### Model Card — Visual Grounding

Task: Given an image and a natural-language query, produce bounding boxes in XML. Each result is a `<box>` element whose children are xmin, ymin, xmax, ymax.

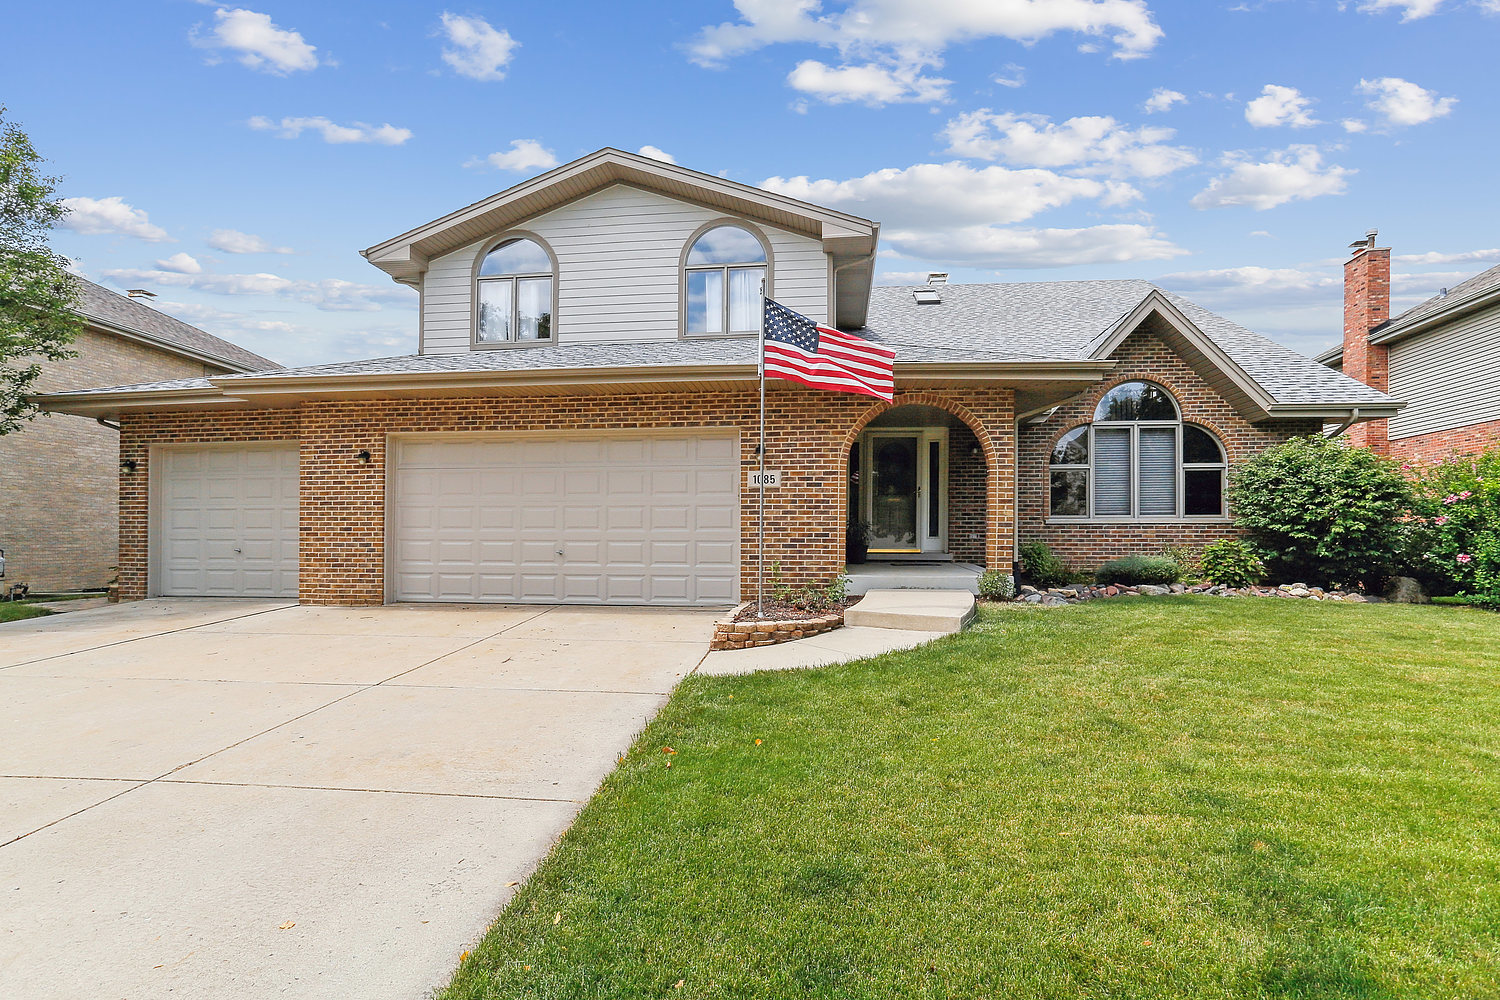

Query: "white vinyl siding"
<box><xmin>420</xmin><ymin>184</ymin><xmax>829</xmax><ymax>354</ymax></box>
<box><xmin>1388</xmin><ymin>302</ymin><xmax>1500</xmax><ymax>439</ymax></box>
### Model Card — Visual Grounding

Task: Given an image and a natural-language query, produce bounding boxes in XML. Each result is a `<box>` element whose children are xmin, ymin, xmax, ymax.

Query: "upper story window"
<box><xmin>684</xmin><ymin>224</ymin><xmax>766</xmax><ymax>337</ymax></box>
<box><xmin>1048</xmin><ymin>381</ymin><xmax>1228</xmax><ymax>521</ymax></box>
<box><xmin>477</xmin><ymin>237</ymin><xmax>554</xmax><ymax>345</ymax></box>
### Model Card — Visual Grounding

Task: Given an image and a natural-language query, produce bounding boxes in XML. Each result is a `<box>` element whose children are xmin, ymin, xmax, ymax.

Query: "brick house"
<box><xmin>37</xmin><ymin>149</ymin><xmax>1396</xmax><ymax>606</ymax></box>
<box><xmin>1</xmin><ymin>279</ymin><xmax>275</xmax><ymax>592</ymax></box>
<box><xmin>1320</xmin><ymin>232</ymin><xmax>1500</xmax><ymax>462</ymax></box>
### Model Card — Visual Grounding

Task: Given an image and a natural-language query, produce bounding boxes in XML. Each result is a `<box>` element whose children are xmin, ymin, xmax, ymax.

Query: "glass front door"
<box><xmin>868</xmin><ymin>435</ymin><xmax>919</xmax><ymax>550</ymax></box>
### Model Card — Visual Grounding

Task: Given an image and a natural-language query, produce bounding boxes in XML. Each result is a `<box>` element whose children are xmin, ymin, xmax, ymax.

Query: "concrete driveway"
<box><xmin>0</xmin><ymin>599</ymin><xmax>716</xmax><ymax>999</ymax></box>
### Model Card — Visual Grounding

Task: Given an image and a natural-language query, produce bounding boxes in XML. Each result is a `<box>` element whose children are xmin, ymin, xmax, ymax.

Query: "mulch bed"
<box><xmin>732</xmin><ymin>596</ymin><xmax>861</xmax><ymax>623</ymax></box>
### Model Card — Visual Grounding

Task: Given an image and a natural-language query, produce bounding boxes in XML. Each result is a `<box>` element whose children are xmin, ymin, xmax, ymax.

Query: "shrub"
<box><xmin>1160</xmin><ymin>543</ymin><xmax>1203</xmax><ymax>580</ymax></box>
<box><xmin>1201</xmin><ymin>539</ymin><xmax>1265</xmax><ymax>588</ymax></box>
<box><xmin>1019</xmin><ymin>541</ymin><xmax>1071</xmax><ymax>588</ymax></box>
<box><xmin>1404</xmin><ymin>451</ymin><xmax>1500</xmax><ymax>605</ymax></box>
<box><xmin>977</xmin><ymin>569</ymin><xmax>1015</xmax><ymax>601</ymax></box>
<box><xmin>1228</xmin><ymin>435</ymin><xmax>1413</xmax><ymax>587</ymax></box>
<box><xmin>1094</xmin><ymin>555</ymin><xmax>1180</xmax><ymax>586</ymax></box>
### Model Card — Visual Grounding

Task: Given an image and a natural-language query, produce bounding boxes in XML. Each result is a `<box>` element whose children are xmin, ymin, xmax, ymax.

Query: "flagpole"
<box><xmin>757</xmin><ymin>280</ymin><xmax>767</xmax><ymax>618</ymax></box>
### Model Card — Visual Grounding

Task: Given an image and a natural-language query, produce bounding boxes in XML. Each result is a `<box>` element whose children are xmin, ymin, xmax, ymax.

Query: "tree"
<box><xmin>0</xmin><ymin>107</ymin><xmax>80</xmax><ymax>434</ymax></box>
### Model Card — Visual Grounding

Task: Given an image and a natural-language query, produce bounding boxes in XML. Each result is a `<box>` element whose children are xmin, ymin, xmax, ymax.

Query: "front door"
<box><xmin>861</xmin><ymin>429</ymin><xmax>947</xmax><ymax>553</ymax></box>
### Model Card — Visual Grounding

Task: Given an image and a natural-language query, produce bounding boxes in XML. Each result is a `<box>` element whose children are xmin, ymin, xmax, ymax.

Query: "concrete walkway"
<box><xmin>0</xmin><ymin>599</ymin><xmax>716</xmax><ymax>1000</ymax></box>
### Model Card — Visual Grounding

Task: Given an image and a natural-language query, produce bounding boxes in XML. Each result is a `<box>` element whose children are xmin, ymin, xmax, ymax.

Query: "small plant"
<box><xmin>977</xmin><ymin>569</ymin><xmax>1015</xmax><ymax>601</ymax></box>
<box><xmin>1160</xmin><ymin>544</ymin><xmax>1203</xmax><ymax>580</ymax></box>
<box><xmin>772</xmin><ymin>575</ymin><xmax>849</xmax><ymax>614</ymax></box>
<box><xmin>1019</xmin><ymin>541</ymin><xmax>1071</xmax><ymax>588</ymax></box>
<box><xmin>1094</xmin><ymin>555</ymin><xmax>1180</xmax><ymax>586</ymax></box>
<box><xmin>1201</xmin><ymin>539</ymin><xmax>1265</xmax><ymax>588</ymax></box>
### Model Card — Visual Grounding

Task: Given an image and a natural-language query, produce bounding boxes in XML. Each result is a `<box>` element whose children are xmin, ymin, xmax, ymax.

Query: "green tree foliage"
<box><xmin>1403</xmin><ymin>451</ymin><xmax>1500</xmax><ymax>606</ymax></box>
<box><xmin>1228</xmin><ymin>435</ymin><xmax>1413</xmax><ymax>587</ymax></box>
<box><xmin>0</xmin><ymin>107</ymin><xmax>80</xmax><ymax>434</ymax></box>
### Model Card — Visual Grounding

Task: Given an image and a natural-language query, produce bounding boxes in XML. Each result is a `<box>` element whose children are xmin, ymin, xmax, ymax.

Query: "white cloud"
<box><xmin>207</xmin><ymin>228</ymin><xmax>293</xmax><ymax>254</ymax></box>
<box><xmin>1356</xmin><ymin>76</ymin><xmax>1457</xmax><ymax>127</ymax></box>
<box><xmin>1342</xmin><ymin>118</ymin><xmax>1369</xmax><ymax>133</ymax></box>
<box><xmin>438</xmin><ymin>12</ymin><xmax>518</xmax><ymax>81</ymax></box>
<box><xmin>1143</xmin><ymin>88</ymin><xmax>1186</xmax><ymax>113</ymax></box>
<box><xmin>787</xmin><ymin>59</ymin><xmax>950</xmax><ymax>105</ymax></box>
<box><xmin>247</xmin><ymin>116</ymin><xmax>412</xmax><ymax>145</ymax></box>
<box><xmin>102</xmin><ymin>266</ymin><xmax>413</xmax><ymax>312</ymax></box>
<box><xmin>467</xmin><ymin>139</ymin><xmax>559</xmax><ymax>172</ymax></box>
<box><xmin>194</xmin><ymin>7</ymin><xmax>320</xmax><ymax>75</ymax></box>
<box><xmin>993</xmin><ymin>64</ymin><xmax>1025</xmax><ymax>88</ymax></box>
<box><xmin>875</xmin><ymin>270</ymin><xmax>936</xmax><ymax>285</ymax></box>
<box><xmin>1159</xmin><ymin>265</ymin><xmax>1337</xmax><ymax>305</ymax></box>
<box><xmin>760</xmin><ymin>160</ymin><xmax>1182</xmax><ymax>268</ymax></box>
<box><xmin>637</xmin><ymin>145</ymin><xmax>676</xmax><ymax>164</ymax></box>
<box><xmin>1356</xmin><ymin>0</ymin><xmax>1446</xmax><ymax>19</ymax></box>
<box><xmin>942</xmin><ymin>109</ymin><xmax>1197</xmax><ymax>179</ymax></box>
<box><xmin>154</xmin><ymin>252</ymin><xmax>203</xmax><ymax>274</ymax></box>
<box><xmin>1244</xmin><ymin>84</ymin><xmax>1319</xmax><ymax>128</ymax></box>
<box><xmin>1191</xmin><ymin>145</ymin><xmax>1353</xmax><ymax>211</ymax></box>
<box><xmin>1394</xmin><ymin>248</ymin><xmax>1500</xmax><ymax>265</ymax></box>
<box><xmin>58</xmin><ymin>196</ymin><xmax>172</xmax><ymax>242</ymax></box>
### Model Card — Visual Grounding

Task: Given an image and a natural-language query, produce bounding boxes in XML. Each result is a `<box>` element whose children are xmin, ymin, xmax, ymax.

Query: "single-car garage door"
<box><xmin>154</xmin><ymin>444</ymin><xmax>300</xmax><ymax>598</ymax></box>
<box><xmin>391</xmin><ymin>433</ymin><xmax>738</xmax><ymax>606</ymax></box>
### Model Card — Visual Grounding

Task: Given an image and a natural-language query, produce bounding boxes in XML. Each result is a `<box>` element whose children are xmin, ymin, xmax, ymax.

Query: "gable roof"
<box><xmin>75</xmin><ymin>278</ymin><xmax>278</xmax><ymax>372</ymax></box>
<box><xmin>360</xmin><ymin>147</ymin><xmax>881</xmax><ymax>328</ymax></box>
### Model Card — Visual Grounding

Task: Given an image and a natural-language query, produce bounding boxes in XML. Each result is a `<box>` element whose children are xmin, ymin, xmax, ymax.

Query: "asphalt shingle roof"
<box><xmin>75</xmin><ymin>278</ymin><xmax>279</xmax><ymax>372</ymax></box>
<box><xmin>49</xmin><ymin>280</ymin><xmax>1390</xmax><ymax>409</ymax></box>
<box><xmin>1384</xmin><ymin>261</ymin><xmax>1500</xmax><ymax>333</ymax></box>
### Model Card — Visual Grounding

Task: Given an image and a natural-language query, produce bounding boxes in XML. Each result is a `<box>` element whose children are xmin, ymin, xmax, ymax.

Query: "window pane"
<box><xmin>928</xmin><ymin>440</ymin><xmax>940</xmax><ymax>537</ymax></box>
<box><xmin>479</xmin><ymin>238</ymin><xmax>550</xmax><ymax>277</ymax></box>
<box><xmin>686</xmin><ymin>225</ymin><xmax>766</xmax><ymax>265</ymax></box>
<box><xmin>1050</xmin><ymin>469</ymin><xmax>1088</xmax><ymax>517</ymax></box>
<box><xmin>686</xmin><ymin>269</ymin><xmax>723</xmax><ymax>334</ymax></box>
<box><xmin>1139</xmin><ymin>427</ymin><xmax>1178</xmax><ymax>517</ymax></box>
<box><xmin>1183</xmin><ymin>425</ymin><xmax>1224</xmax><ymax>464</ymax></box>
<box><xmin>1185</xmin><ymin>469</ymin><xmax>1224</xmax><ymax>516</ymax></box>
<box><xmin>728</xmin><ymin>267</ymin><xmax>763</xmax><ymax>332</ymax></box>
<box><xmin>1095</xmin><ymin>381</ymin><xmax>1177</xmax><ymax>422</ymax></box>
<box><xmin>515</xmin><ymin>277</ymin><xmax>552</xmax><ymax>340</ymax></box>
<box><xmin>1094</xmin><ymin>428</ymin><xmax>1132</xmax><ymax>516</ymax></box>
<box><xmin>477</xmin><ymin>279</ymin><xmax>512</xmax><ymax>342</ymax></box>
<box><xmin>1050</xmin><ymin>426</ymin><xmax>1089</xmax><ymax>465</ymax></box>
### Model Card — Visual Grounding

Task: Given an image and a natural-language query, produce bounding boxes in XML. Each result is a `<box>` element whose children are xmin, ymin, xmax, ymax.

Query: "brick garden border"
<box><xmin>709</xmin><ymin>601</ymin><xmax>843</xmax><ymax>651</ymax></box>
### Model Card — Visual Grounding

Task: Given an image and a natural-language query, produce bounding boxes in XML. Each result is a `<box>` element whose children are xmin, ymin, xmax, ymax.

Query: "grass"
<box><xmin>440</xmin><ymin>598</ymin><xmax>1500</xmax><ymax>1000</ymax></box>
<box><xmin>0</xmin><ymin>602</ymin><xmax>50</xmax><ymax>623</ymax></box>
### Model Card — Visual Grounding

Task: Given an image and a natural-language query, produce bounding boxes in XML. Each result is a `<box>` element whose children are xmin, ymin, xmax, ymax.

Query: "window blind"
<box><xmin>1138</xmin><ymin>427</ymin><xmax>1178</xmax><ymax>517</ymax></box>
<box><xmin>1093</xmin><ymin>428</ymin><xmax>1132</xmax><ymax>516</ymax></box>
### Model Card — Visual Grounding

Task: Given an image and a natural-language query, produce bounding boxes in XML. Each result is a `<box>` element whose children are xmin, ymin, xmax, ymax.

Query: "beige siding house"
<box><xmin>0</xmin><ymin>281</ymin><xmax>275</xmax><ymax>592</ymax></box>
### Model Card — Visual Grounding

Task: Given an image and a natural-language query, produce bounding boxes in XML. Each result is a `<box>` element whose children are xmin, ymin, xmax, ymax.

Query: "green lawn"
<box><xmin>442</xmin><ymin>598</ymin><xmax>1500</xmax><ymax>1000</ymax></box>
<box><xmin>0</xmin><ymin>602</ymin><xmax>50</xmax><ymax>623</ymax></box>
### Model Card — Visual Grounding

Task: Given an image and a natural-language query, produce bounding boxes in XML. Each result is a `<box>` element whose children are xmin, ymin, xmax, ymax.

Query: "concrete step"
<box><xmin>845</xmin><ymin>563</ymin><xmax>983</xmax><ymax>596</ymax></box>
<box><xmin>844</xmin><ymin>589</ymin><xmax>977</xmax><ymax>633</ymax></box>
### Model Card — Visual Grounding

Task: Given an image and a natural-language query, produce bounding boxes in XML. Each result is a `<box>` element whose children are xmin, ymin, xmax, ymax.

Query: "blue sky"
<box><xmin>5</xmin><ymin>0</ymin><xmax>1497</xmax><ymax>367</ymax></box>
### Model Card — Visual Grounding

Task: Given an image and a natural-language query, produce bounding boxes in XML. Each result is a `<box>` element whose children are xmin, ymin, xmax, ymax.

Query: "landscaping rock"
<box><xmin>1385</xmin><ymin>576</ymin><xmax>1430</xmax><ymax>604</ymax></box>
<box><xmin>1137</xmin><ymin>585</ymin><xmax>1171</xmax><ymax>596</ymax></box>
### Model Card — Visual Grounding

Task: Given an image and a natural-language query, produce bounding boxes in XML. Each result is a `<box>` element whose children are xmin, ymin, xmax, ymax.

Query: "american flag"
<box><xmin>762</xmin><ymin>298</ymin><xmax>895</xmax><ymax>402</ymax></box>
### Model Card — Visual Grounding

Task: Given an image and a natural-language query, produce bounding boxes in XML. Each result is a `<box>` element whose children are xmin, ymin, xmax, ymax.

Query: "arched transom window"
<box><xmin>1049</xmin><ymin>381</ymin><xmax>1228</xmax><ymax>520</ymax></box>
<box><xmin>477</xmin><ymin>237</ymin><xmax>553</xmax><ymax>344</ymax></box>
<box><xmin>684</xmin><ymin>224</ymin><xmax>766</xmax><ymax>336</ymax></box>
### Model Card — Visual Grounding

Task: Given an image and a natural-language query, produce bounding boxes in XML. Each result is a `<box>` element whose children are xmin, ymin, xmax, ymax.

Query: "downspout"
<box><xmin>1323</xmin><ymin>408</ymin><xmax>1360</xmax><ymax>439</ymax></box>
<box><xmin>95</xmin><ymin>417</ymin><xmax>121</xmax><ymax>431</ymax></box>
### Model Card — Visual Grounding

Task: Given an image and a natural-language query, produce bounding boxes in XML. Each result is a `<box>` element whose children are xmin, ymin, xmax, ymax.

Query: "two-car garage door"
<box><xmin>390</xmin><ymin>433</ymin><xmax>739</xmax><ymax>606</ymax></box>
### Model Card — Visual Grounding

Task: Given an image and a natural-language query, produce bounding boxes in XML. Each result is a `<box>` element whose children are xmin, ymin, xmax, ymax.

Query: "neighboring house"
<box><xmin>1319</xmin><ymin>233</ymin><xmax>1500</xmax><ymax>461</ymax></box>
<box><xmin>37</xmin><ymin>148</ymin><xmax>1396</xmax><ymax>606</ymax></box>
<box><xmin>1</xmin><ymin>279</ymin><xmax>276</xmax><ymax>592</ymax></box>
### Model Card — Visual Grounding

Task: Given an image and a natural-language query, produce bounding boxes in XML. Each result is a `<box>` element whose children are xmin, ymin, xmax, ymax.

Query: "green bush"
<box><xmin>1404</xmin><ymin>451</ymin><xmax>1500</xmax><ymax>605</ymax></box>
<box><xmin>977</xmin><ymin>569</ymin><xmax>1015</xmax><ymax>601</ymax></box>
<box><xmin>1094</xmin><ymin>555</ymin><xmax>1180</xmax><ymax>586</ymax></box>
<box><xmin>1228</xmin><ymin>435</ymin><xmax>1413</xmax><ymax>587</ymax></box>
<box><xmin>1019</xmin><ymin>541</ymin><xmax>1071</xmax><ymax>588</ymax></box>
<box><xmin>1160</xmin><ymin>543</ymin><xmax>1203</xmax><ymax>580</ymax></box>
<box><xmin>1200</xmin><ymin>539</ymin><xmax>1265</xmax><ymax>588</ymax></box>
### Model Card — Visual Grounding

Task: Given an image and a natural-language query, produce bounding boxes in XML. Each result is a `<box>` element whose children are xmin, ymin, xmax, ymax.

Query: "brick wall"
<box><xmin>1343</xmin><ymin>246</ymin><xmax>1391</xmax><ymax>453</ymax></box>
<box><xmin>1018</xmin><ymin>326</ymin><xmax>1320</xmax><ymax>571</ymax></box>
<box><xmin>117</xmin><ymin>386</ymin><xmax>1017</xmax><ymax>605</ymax></box>
<box><xmin>0</xmin><ymin>328</ymin><xmax>220</xmax><ymax>592</ymax></box>
<box><xmin>946</xmin><ymin>424</ymin><xmax>986</xmax><ymax>565</ymax></box>
<box><xmin>1390</xmin><ymin>417</ymin><xmax>1500</xmax><ymax>463</ymax></box>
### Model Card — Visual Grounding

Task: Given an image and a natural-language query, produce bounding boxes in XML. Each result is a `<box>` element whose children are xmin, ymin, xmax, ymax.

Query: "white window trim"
<box><xmin>1047</xmin><ymin>420</ymin><xmax>1230</xmax><ymax>525</ymax></box>
<box><xmin>679</xmin><ymin>220</ymin><xmax>773</xmax><ymax>340</ymax></box>
<box><xmin>470</xmin><ymin>232</ymin><xmax>559</xmax><ymax>350</ymax></box>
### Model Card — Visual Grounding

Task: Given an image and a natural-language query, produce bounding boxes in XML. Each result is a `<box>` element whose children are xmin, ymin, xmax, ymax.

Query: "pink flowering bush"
<box><xmin>1404</xmin><ymin>451</ymin><xmax>1500</xmax><ymax>606</ymax></box>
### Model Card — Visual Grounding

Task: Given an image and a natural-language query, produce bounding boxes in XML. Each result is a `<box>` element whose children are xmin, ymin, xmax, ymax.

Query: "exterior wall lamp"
<box><xmin>120</xmin><ymin>458</ymin><xmax>138</xmax><ymax>473</ymax></box>
<box><xmin>357</xmin><ymin>450</ymin><xmax>372</xmax><ymax>463</ymax></box>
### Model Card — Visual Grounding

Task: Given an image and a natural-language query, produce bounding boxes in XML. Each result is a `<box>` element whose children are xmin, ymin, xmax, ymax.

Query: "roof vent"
<box><xmin>912</xmin><ymin>287</ymin><xmax>941</xmax><ymax>305</ymax></box>
<box><xmin>126</xmin><ymin>288</ymin><xmax>156</xmax><ymax>300</ymax></box>
<box><xmin>1440</xmin><ymin>287</ymin><xmax>1449</xmax><ymax>297</ymax></box>
<box><xmin>926</xmin><ymin>272</ymin><xmax>948</xmax><ymax>286</ymax></box>
<box><xmin>1348</xmin><ymin>228</ymin><xmax>1378</xmax><ymax>255</ymax></box>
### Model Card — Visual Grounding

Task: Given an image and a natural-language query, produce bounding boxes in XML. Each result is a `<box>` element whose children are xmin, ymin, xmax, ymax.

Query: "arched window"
<box><xmin>1048</xmin><ymin>381</ymin><xmax>1227</xmax><ymax>520</ymax></box>
<box><xmin>684</xmin><ymin>224</ymin><xmax>767</xmax><ymax>336</ymax></box>
<box><xmin>476</xmin><ymin>237</ymin><xmax>553</xmax><ymax>344</ymax></box>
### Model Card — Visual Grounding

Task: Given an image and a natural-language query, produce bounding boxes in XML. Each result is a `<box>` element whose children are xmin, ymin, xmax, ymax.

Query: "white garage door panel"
<box><xmin>156</xmin><ymin>446</ymin><xmax>299</xmax><ymax>598</ymax></box>
<box><xmin>393</xmin><ymin>433</ymin><xmax>738</xmax><ymax>606</ymax></box>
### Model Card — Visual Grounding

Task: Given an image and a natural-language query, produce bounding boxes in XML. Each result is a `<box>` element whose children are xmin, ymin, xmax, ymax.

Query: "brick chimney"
<box><xmin>1342</xmin><ymin>229</ymin><xmax>1390</xmax><ymax>452</ymax></box>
